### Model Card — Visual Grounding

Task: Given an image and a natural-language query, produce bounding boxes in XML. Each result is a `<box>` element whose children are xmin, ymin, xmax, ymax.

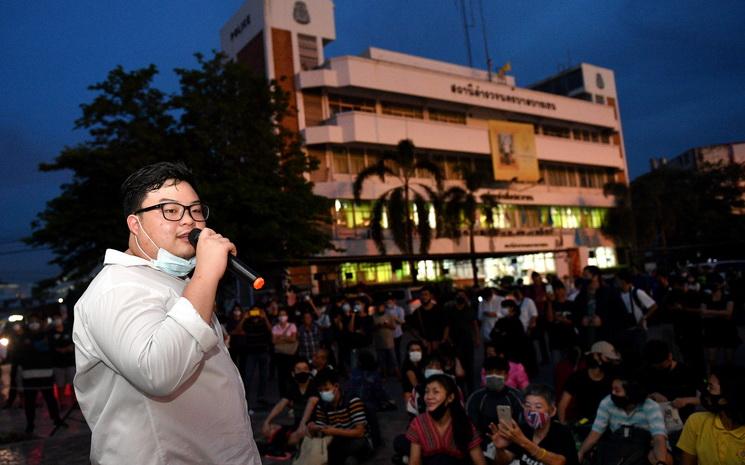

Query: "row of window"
<box><xmin>330</xmin><ymin>146</ymin><xmax>616</xmax><ymax>188</ymax></box>
<box><xmin>333</xmin><ymin>199</ymin><xmax>607</xmax><ymax>231</ymax></box>
<box><xmin>327</xmin><ymin>94</ymin><xmax>468</xmax><ymax>125</ymax></box>
<box><xmin>541</xmin><ymin>163</ymin><xmax>615</xmax><ymax>189</ymax></box>
<box><xmin>325</xmin><ymin>94</ymin><xmax>613</xmax><ymax>144</ymax></box>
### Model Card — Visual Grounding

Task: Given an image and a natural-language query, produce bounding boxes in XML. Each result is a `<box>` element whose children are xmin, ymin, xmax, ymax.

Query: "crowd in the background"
<box><xmin>224</xmin><ymin>263</ymin><xmax>744</xmax><ymax>465</ymax></box>
<box><xmin>0</xmin><ymin>311</ymin><xmax>75</xmax><ymax>434</ymax></box>
<box><xmin>1</xmin><ymin>262</ymin><xmax>743</xmax><ymax>464</ymax></box>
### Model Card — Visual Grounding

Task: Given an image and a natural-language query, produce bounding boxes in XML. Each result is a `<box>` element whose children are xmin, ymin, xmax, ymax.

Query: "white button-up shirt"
<box><xmin>73</xmin><ymin>250</ymin><xmax>260</xmax><ymax>465</ymax></box>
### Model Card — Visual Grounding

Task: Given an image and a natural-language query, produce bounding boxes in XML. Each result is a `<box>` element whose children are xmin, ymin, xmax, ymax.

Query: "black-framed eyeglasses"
<box><xmin>134</xmin><ymin>202</ymin><xmax>209</xmax><ymax>222</ymax></box>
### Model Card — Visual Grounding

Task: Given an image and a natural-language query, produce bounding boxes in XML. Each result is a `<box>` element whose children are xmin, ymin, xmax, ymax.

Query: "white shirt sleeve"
<box><xmin>524</xmin><ymin>297</ymin><xmax>538</xmax><ymax>319</ymax></box>
<box><xmin>636</xmin><ymin>289</ymin><xmax>656</xmax><ymax>309</ymax></box>
<box><xmin>83</xmin><ymin>283</ymin><xmax>219</xmax><ymax>397</ymax></box>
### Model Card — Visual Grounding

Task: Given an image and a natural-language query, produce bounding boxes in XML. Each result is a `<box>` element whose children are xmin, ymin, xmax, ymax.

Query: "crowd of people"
<box><xmin>1</xmin><ymin>311</ymin><xmax>75</xmax><ymax>434</ymax></box>
<box><xmin>224</xmin><ymin>263</ymin><xmax>744</xmax><ymax>465</ymax></box>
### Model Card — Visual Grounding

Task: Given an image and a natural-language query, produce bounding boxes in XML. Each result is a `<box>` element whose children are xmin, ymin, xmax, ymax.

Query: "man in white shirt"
<box><xmin>478</xmin><ymin>288</ymin><xmax>503</xmax><ymax>341</ymax></box>
<box><xmin>510</xmin><ymin>287</ymin><xmax>539</xmax><ymax>334</ymax></box>
<box><xmin>617</xmin><ymin>271</ymin><xmax>658</xmax><ymax>328</ymax></box>
<box><xmin>73</xmin><ymin>162</ymin><xmax>260</xmax><ymax>465</ymax></box>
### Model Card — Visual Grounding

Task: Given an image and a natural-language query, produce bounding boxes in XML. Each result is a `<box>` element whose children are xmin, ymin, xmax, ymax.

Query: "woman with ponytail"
<box><xmin>405</xmin><ymin>374</ymin><xmax>485</xmax><ymax>465</ymax></box>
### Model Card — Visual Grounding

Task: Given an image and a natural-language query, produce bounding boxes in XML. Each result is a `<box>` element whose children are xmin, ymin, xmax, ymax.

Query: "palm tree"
<box><xmin>440</xmin><ymin>166</ymin><xmax>499</xmax><ymax>287</ymax></box>
<box><xmin>353</xmin><ymin>139</ymin><xmax>443</xmax><ymax>283</ymax></box>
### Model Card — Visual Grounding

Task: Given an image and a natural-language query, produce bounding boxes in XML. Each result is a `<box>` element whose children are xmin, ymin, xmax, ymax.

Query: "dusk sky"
<box><xmin>1</xmin><ymin>0</ymin><xmax>744</xmax><ymax>284</ymax></box>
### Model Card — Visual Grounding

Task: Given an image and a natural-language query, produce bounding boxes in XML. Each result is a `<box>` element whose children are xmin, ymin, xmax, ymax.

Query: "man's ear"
<box><xmin>126</xmin><ymin>215</ymin><xmax>141</xmax><ymax>236</ymax></box>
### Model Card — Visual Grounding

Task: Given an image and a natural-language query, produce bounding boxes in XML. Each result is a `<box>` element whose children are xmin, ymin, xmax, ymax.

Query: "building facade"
<box><xmin>221</xmin><ymin>0</ymin><xmax>630</xmax><ymax>290</ymax></box>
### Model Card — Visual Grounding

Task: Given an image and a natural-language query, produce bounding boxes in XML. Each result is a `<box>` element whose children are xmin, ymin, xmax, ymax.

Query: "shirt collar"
<box><xmin>104</xmin><ymin>249</ymin><xmax>151</xmax><ymax>267</ymax></box>
<box><xmin>714</xmin><ymin>415</ymin><xmax>745</xmax><ymax>439</ymax></box>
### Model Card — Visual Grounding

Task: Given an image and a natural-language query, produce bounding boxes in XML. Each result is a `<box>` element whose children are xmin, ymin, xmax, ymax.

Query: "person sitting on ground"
<box><xmin>677</xmin><ymin>365</ymin><xmax>745</xmax><ymax>465</ymax></box>
<box><xmin>466</xmin><ymin>357</ymin><xmax>524</xmax><ymax>448</ymax></box>
<box><xmin>401</xmin><ymin>340</ymin><xmax>427</xmax><ymax>405</ymax></box>
<box><xmin>480</xmin><ymin>342</ymin><xmax>530</xmax><ymax>391</ymax></box>
<box><xmin>557</xmin><ymin>352</ymin><xmax>612</xmax><ymax>427</ymax></box>
<box><xmin>578</xmin><ymin>373</ymin><xmax>672</xmax><ymax>465</ymax></box>
<box><xmin>311</xmin><ymin>347</ymin><xmax>335</xmax><ymax>378</ymax></box>
<box><xmin>261</xmin><ymin>358</ymin><xmax>319</xmax><ymax>459</ymax></box>
<box><xmin>489</xmin><ymin>383</ymin><xmax>579</xmax><ymax>465</ymax></box>
<box><xmin>345</xmin><ymin>350</ymin><xmax>396</xmax><ymax>412</ymax></box>
<box><xmin>406</xmin><ymin>374</ymin><xmax>486</xmax><ymax>465</ymax></box>
<box><xmin>407</xmin><ymin>355</ymin><xmax>463</xmax><ymax>416</ymax></box>
<box><xmin>490</xmin><ymin>298</ymin><xmax>534</xmax><ymax>374</ymax></box>
<box><xmin>640</xmin><ymin>339</ymin><xmax>699</xmax><ymax>425</ymax></box>
<box><xmin>438</xmin><ymin>342</ymin><xmax>467</xmax><ymax>389</ymax></box>
<box><xmin>307</xmin><ymin>369</ymin><xmax>372</xmax><ymax>465</ymax></box>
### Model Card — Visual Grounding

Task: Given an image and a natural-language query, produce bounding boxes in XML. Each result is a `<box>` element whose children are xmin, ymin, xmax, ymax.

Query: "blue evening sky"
<box><xmin>1</xmin><ymin>0</ymin><xmax>744</xmax><ymax>283</ymax></box>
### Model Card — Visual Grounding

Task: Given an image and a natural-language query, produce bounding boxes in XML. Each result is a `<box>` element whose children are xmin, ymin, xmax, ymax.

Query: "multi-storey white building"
<box><xmin>221</xmin><ymin>0</ymin><xmax>630</xmax><ymax>290</ymax></box>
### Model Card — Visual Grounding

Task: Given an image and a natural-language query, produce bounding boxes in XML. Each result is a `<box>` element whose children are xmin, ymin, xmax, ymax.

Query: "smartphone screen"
<box><xmin>497</xmin><ymin>405</ymin><xmax>512</xmax><ymax>424</ymax></box>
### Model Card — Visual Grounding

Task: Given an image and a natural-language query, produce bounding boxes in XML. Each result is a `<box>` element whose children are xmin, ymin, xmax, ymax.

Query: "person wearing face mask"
<box><xmin>384</xmin><ymin>293</ymin><xmax>406</xmax><ymax>366</ymax></box>
<box><xmin>17</xmin><ymin>314</ymin><xmax>66</xmax><ymax>434</ymax></box>
<box><xmin>558</xmin><ymin>352</ymin><xmax>612</xmax><ymax>427</ymax></box>
<box><xmin>226</xmin><ymin>303</ymin><xmax>248</xmax><ymax>374</ymax></box>
<box><xmin>307</xmin><ymin>370</ymin><xmax>372</xmax><ymax>465</ymax></box>
<box><xmin>373</xmin><ymin>302</ymin><xmax>399</xmax><ymax>379</ymax></box>
<box><xmin>401</xmin><ymin>341</ymin><xmax>427</xmax><ymax>405</ymax></box>
<box><xmin>578</xmin><ymin>374</ymin><xmax>671</xmax><ymax>465</ymax></box>
<box><xmin>73</xmin><ymin>162</ymin><xmax>260</xmax><ymax>464</ymax></box>
<box><xmin>261</xmin><ymin>359</ymin><xmax>319</xmax><ymax>460</ymax></box>
<box><xmin>466</xmin><ymin>357</ymin><xmax>524</xmax><ymax>450</ymax></box>
<box><xmin>272</xmin><ymin>308</ymin><xmax>298</xmax><ymax>399</ymax></box>
<box><xmin>677</xmin><ymin>366</ymin><xmax>745</xmax><ymax>465</ymax></box>
<box><xmin>640</xmin><ymin>340</ymin><xmax>699</xmax><ymax>426</ymax></box>
<box><xmin>49</xmin><ymin>312</ymin><xmax>76</xmax><ymax>408</ymax></box>
<box><xmin>406</xmin><ymin>374</ymin><xmax>486</xmax><ymax>465</ymax></box>
<box><xmin>489</xmin><ymin>383</ymin><xmax>579</xmax><ymax>465</ymax></box>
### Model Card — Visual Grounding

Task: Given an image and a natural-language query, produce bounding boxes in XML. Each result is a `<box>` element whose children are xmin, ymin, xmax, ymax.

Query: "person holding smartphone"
<box><xmin>490</xmin><ymin>383</ymin><xmax>579</xmax><ymax>465</ymax></box>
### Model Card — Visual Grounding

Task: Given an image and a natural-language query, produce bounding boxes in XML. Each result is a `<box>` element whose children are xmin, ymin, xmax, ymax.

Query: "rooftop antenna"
<box><xmin>458</xmin><ymin>0</ymin><xmax>474</xmax><ymax>68</ymax></box>
<box><xmin>478</xmin><ymin>0</ymin><xmax>493</xmax><ymax>80</ymax></box>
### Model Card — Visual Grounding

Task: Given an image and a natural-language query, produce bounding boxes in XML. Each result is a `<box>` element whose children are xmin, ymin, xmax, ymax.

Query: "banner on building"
<box><xmin>488</xmin><ymin>120</ymin><xmax>540</xmax><ymax>182</ymax></box>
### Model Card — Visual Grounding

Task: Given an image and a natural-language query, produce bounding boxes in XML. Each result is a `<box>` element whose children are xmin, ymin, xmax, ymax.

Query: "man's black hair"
<box><xmin>483</xmin><ymin>356</ymin><xmax>509</xmax><ymax>373</ymax></box>
<box><xmin>584</xmin><ymin>265</ymin><xmax>601</xmax><ymax>278</ymax></box>
<box><xmin>314</xmin><ymin>368</ymin><xmax>340</xmax><ymax>387</ymax></box>
<box><xmin>525</xmin><ymin>383</ymin><xmax>556</xmax><ymax>406</ymax></box>
<box><xmin>121</xmin><ymin>161</ymin><xmax>196</xmax><ymax>215</ymax></box>
<box><xmin>713</xmin><ymin>365</ymin><xmax>745</xmax><ymax>426</ymax></box>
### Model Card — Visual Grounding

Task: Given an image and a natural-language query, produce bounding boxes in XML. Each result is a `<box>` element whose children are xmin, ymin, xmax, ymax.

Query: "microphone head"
<box><xmin>253</xmin><ymin>277</ymin><xmax>265</xmax><ymax>290</ymax></box>
<box><xmin>188</xmin><ymin>228</ymin><xmax>202</xmax><ymax>248</ymax></box>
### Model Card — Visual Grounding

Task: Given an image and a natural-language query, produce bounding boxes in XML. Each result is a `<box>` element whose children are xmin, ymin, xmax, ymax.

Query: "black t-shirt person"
<box><xmin>563</xmin><ymin>368</ymin><xmax>612</xmax><ymax>421</ymax></box>
<box><xmin>507</xmin><ymin>420</ymin><xmax>579</xmax><ymax>465</ymax></box>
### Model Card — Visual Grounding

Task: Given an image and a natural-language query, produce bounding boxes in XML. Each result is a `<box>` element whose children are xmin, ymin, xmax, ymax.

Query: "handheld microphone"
<box><xmin>188</xmin><ymin>228</ymin><xmax>265</xmax><ymax>290</ymax></box>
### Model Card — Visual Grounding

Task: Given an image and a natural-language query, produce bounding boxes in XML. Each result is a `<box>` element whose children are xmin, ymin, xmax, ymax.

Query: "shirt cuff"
<box><xmin>167</xmin><ymin>297</ymin><xmax>219</xmax><ymax>353</ymax></box>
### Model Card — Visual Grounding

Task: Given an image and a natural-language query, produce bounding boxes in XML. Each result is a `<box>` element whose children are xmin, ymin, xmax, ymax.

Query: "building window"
<box><xmin>381</xmin><ymin>101</ymin><xmax>424</xmax><ymax>119</ymax></box>
<box><xmin>542</xmin><ymin>125</ymin><xmax>571</xmax><ymax>139</ymax></box>
<box><xmin>297</xmin><ymin>34</ymin><xmax>319</xmax><ymax>71</ymax></box>
<box><xmin>332</xmin><ymin>147</ymin><xmax>349</xmax><ymax>174</ymax></box>
<box><xmin>429</xmin><ymin>108</ymin><xmax>466</xmax><ymax>124</ymax></box>
<box><xmin>595</xmin><ymin>94</ymin><xmax>605</xmax><ymax>104</ymax></box>
<box><xmin>349</xmin><ymin>148</ymin><xmax>366</xmax><ymax>174</ymax></box>
<box><xmin>328</xmin><ymin>94</ymin><xmax>376</xmax><ymax>116</ymax></box>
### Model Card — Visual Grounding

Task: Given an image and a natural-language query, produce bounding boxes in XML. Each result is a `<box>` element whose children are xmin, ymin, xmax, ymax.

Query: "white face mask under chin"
<box><xmin>134</xmin><ymin>218</ymin><xmax>196</xmax><ymax>277</ymax></box>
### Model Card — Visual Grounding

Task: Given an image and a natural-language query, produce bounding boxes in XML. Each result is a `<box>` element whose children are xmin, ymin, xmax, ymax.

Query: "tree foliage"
<box><xmin>352</xmin><ymin>139</ymin><xmax>443</xmax><ymax>282</ymax></box>
<box><xmin>27</xmin><ymin>52</ymin><xmax>332</xmax><ymax>282</ymax></box>
<box><xmin>603</xmin><ymin>163</ymin><xmax>745</xmax><ymax>263</ymax></box>
<box><xmin>632</xmin><ymin>164</ymin><xmax>745</xmax><ymax>253</ymax></box>
<box><xmin>440</xmin><ymin>166</ymin><xmax>499</xmax><ymax>286</ymax></box>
